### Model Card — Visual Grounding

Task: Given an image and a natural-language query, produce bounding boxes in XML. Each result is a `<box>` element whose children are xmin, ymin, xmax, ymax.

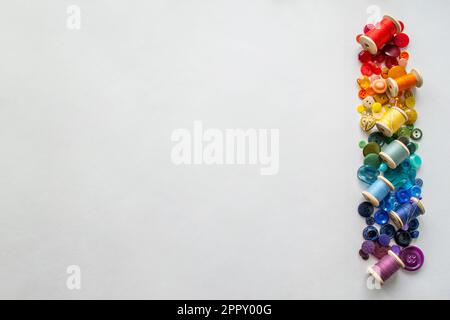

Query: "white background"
<box><xmin>1</xmin><ymin>0</ymin><xmax>449</xmax><ymax>299</ymax></box>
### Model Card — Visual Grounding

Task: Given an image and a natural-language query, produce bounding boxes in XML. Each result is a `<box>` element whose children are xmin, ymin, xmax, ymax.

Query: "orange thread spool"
<box><xmin>359</xmin><ymin>15</ymin><xmax>402</xmax><ymax>54</ymax></box>
<box><xmin>387</xmin><ymin>69</ymin><xmax>423</xmax><ymax>97</ymax></box>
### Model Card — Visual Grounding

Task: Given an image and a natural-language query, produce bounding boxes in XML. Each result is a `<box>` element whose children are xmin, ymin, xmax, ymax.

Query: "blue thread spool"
<box><xmin>362</xmin><ymin>175</ymin><xmax>395</xmax><ymax>207</ymax></box>
<box><xmin>389</xmin><ymin>197</ymin><xmax>425</xmax><ymax>228</ymax></box>
<box><xmin>379</xmin><ymin>140</ymin><xmax>410</xmax><ymax>169</ymax></box>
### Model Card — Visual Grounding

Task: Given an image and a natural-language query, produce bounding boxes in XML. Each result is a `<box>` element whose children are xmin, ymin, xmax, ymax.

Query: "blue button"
<box><xmin>410</xmin><ymin>230</ymin><xmax>420</xmax><ymax>239</ymax></box>
<box><xmin>380</xmin><ymin>224</ymin><xmax>396</xmax><ymax>239</ymax></box>
<box><xmin>396</xmin><ymin>188</ymin><xmax>410</xmax><ymax>204</ymax></box>
<box><xmin>408</xmin><ymin>218</ymin><xmax>419</xmax><ymax>231</ymax></box>
<box><xmin>366</xmin><ymin>216</ymin><xmax>375</xmax><ymax>226</ymax></box>
<box><xmin>374</xmin><ymin>210</ymin><xmax>389</xmax><ymax>225</ymax></box>
<box><xmin>363</xmin><ymin>226</ymin><xmax>379</xmax><ymax>241</ymax></box>
<box><xmin>409</xmin><ymin>185</ymin><xmax>422</xmax><ymax>198</ymax></box>
<box><xmin>358</xmin><ymin>202</ymin><xmax>374</xmax><ymax>218</ymax></box>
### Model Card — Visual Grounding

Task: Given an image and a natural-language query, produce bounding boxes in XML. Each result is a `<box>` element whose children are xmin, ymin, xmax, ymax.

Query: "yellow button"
<box><xmin>357</xmin><ymin>76</ymin><xmax>371</xmax><ymax>90</ymax></box>
<box><xmin>405</xmin><ymin>96</ymin><xmax>416</xmax><ymax>108</ymax></box>
<box><xmin>357</xmin><ymin>105</ymin><xmax>365</xmax><ymax>113</ymax></box>
<box><xmin>405</xmin><ymin>108</ymin><xmax>418</xmax><ymax>124</ymax></box>
<box><xmin>388</xmin><ymin>66</ymin><xmax>407</xmax><ymax>79</ymax></box>
<box><xmin>372</xmin><ymin>102</ymin><xmax>382</xmax><ymax>113</ymax></box>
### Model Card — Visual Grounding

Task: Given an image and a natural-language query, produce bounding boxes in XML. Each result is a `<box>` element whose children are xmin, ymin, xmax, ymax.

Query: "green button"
<box><xmin>364</xmin><ymin>153</ymin><xmax>382</xmax><ymax>168</ymax></box>
<box><xmin>363</xmin><ymin>142</ymin><xmax>381</xmax><ymax>157</ymax></box>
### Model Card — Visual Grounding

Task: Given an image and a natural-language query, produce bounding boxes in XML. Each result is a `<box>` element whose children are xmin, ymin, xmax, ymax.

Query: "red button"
<box><xmin>394</xmin><ymin>33</ymin><xmax>410</xmax><ymax>48</ymax></box>
<box><xmin>385</xmin><ymin>56</ymin><xmax>399</xmax><ymax>69</ymax></box>
<box><xmin>358</xmin><ymin>50</ymin><xmax>372</xmax><ymax>63</ymax></box>
<box><xmin>361</xmin><ymin>63</ymin><xmax>373</xmax><ymax>76</ymax></box>
<box><xmin>383</xmin><ymin>44</ymin><xmax>400</xmax><ymax>57</ymax></box>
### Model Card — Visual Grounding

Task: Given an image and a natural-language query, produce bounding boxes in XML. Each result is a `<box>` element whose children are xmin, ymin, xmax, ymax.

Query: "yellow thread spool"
<box><xmin>376</xmin><ymin>107</ymin><xmax>408</xmax><ymax>137</ymax></box>
<box><xmin>387</xmin><ymin>68</ymin><xmax>423</xmax><ymax>97</ymax></box>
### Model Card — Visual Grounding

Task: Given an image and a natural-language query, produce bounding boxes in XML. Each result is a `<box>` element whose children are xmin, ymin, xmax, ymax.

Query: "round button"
<box><xmin>405</xmin><ymin>108</ymin><xmax>418</xmax><ymax>125</ymax></box>
<box><xmin>361</xmin><ymin>63</ymin><xmax>373</xmax><ymax>76</ymax></box>
<box><xmin>395</xmin><ymin>229</ymin><xmax>412</xmax><ymax>247</ymax></box>
<box><xmin>358</xmin><ymin>89</ymin><xmax>368</xmax><ymax>99</ymax></box>
<box><xmin>359</xmin><ymin>249</ymin><xmax>370</xmax><ymax>260</ymax></box>
<box><xmin>366</xmin><ymin>216</ymin><xmax>375</xmax><ymax>226</ymax></box>
<box><xmin>372</xmin><ymin>101</ymin><xmax>383</xmax><ymax>112</ymax></box>
<box><xmin>358</xmin><ymin>140</ymin><xmax>367</xmax><ymax>148</ymax></box>
<box><xmin>408</xmin><ymin>218</ymin><xmax>420</xmax><ymax>231</ymax></box>
<box><xmin>391</xmin><ymin>245</ymin><xmax>401</xmax><ymax>255</ymax></box>
<box><xmin>373</xmin><ymin>242</ymin><xmax>389</xmax><ymax>259</ymax></box>
<box><xmin>411</xmin><ymin>128</ymin><xmax>423</xmax><ymax>140</ymax></box>
<box><xmin>358</xmin><ymin>201</ymin><xmax>374</xmax><ymax>218</ymax></box>
<box><xmin>357</xmin><ymin>165</ymin><xmax>379</xmax><ymax>184</ymax></box>
<box><xmin>374</xmin><ymin>210</ymin><xmax>389</xmax><ymax>225</ymax></box>
<box><xmin>398</xmin><ymin>136</ymin><xmax>410</xmax><ymax>146</ymax></box>
<box><xmin>405</xmin><ymin>96</ymin><xmax>416</xmax><ymax>108</ymax></box>
<box><xmin>380</xmin><ymin>224</ymin><xmax>396</xmax><ymax>238</ymax></box>
<box><xmin>363</xmin><ymin>226</ymin><xmax>379</xmax><ymax>241</ymax></box>
<box><xmin>368</xmin><ymin>132</ymin><xmax>386</xmax><ymax>146</ymax></box>
<box><xmin>385</xmin><ymin>56</ymin><xmax>399</xmax><ymax>69</ymax></box>
<box><xmin>388</xmin><ymin>65</ymin><xmax>406</xmax><ymax>79</ymax></box>
<box><xmin>363</xmin><ymin>142</ymin><xmax>381</xmax><ymax>156</ymax></box>
<box><xmin>383</xmin><ymin>44</ymin><xmax>400</xmax><ymax>57</ymax></box>
<box><xmin>356</xmin><ymin>104</ymin><xmax>365</xmax><ymax>113</ymax></box>
<box><xmin>396</xmin><ymin>188</ymin><xmax>410</xmax><ymax>204</ymax></box>
<box><xmin>410</xmin><ymin>230</ymin><xmax>420</xmax><ymax>239</ymax></box>
<box><xmin>409</xmin><ymin>185</ymin><xmax>421</xmax><ymax>197</ymax></box>
<box><xmin>394</xmin><ymin>33</ymin><xmax>410</xmax><ymax>48</ymax></box>
<box><xmin>415</xmin><ymin>178</ymin><xmax>424</xmax><ymax>187</ymax></box>
<box><xmin>378</xmin><ymin>234</ymin><xmax>391</xmax><ymax>247</ymax></box>
<box><xmin>358</xmin><ymin>50</ymin><xmax>372</xmax><ymax>63</ymax></box>
<box><xmin>410</xmin><ymin>154</ymin><xmax>422</xmax><ymax>169</ymax></box>
<box><xmin>364</xmin><ymin>153</ymin><xmax>381</xmax><ymax>168</ymax></box>
<box><xmin>400</xmin><ymin>51</ymin><xmax>409</xmax><ymax>60</ymax></box>
<box><xmin>399</xmin><ymin>246</ymin><xmax>424</xmax><ymax>271</ymax></box>
<box><xmin>361</xmin><ymin>240</ymin><xmax>375</xmax><ymax>254</ymax></box>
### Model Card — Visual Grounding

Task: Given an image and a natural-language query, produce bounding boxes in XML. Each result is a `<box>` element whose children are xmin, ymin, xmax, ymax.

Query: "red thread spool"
<box><xmin>387</xmin><ymin>69</ymin><xmax>423</xmax><ymax>97</ymax></box>
<box><xmin>359</xmin><ymin>15</ymin><xmax>402</xmax><ymax>54</ymax></box>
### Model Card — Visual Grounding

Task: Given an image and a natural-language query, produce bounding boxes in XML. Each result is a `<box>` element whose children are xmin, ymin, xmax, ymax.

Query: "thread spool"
<box><xmin>376</xmin><ymin>107</ymin><xmax>408</xmax><ymax>137</ymax></box>
<box><xmin>367</xmin><ymin>250</ymin><xmax>405</xmax><ymax>284</ymax></box>
<box><xmin>359</xmin><ymin>15</ymin><xmax>402</xmax><ymax>54</ymax></box>
<box><xmin>379</xmin><ymin>139</ymin><xmax>410</xmax><ymax>169</ymax></box>
<box><xmin>362</xmin><ymin>175</ymin><xmax>395</xmax><ymax>207</ymax></box>
<box><xmin>387</xmin><ymin>69</ymin><xmax>423</xmax><ymax>97</ymax></box>
<box><xmin>390</xmin><ymin>197</ymin><xmax>425</xmax><ymax>228</ymax></box>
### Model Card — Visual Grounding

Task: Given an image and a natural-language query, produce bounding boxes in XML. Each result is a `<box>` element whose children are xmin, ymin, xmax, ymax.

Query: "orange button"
<box><xmin>358</xmin><ymin>89</ymin><xmax>368</xmax><ymax>99</ymax></box>
<box><xmin>388</xmin><ymin>66</ymin><xmax>407</xmax><ymax>79</ymax></box>
<box><xmin>400</xmin><ymin>51</ymin><xmax>409</xmax><ymax>60</ymax></box>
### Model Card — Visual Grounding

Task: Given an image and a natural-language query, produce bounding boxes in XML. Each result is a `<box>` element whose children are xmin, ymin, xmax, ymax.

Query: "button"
<box><xmin>357</xmin><ymin>165</ymin><xmax>380</xmax><ymax>184</ymax></box>
<box><xmin>361</xmin><ymin>63</ymin><xmax>373</xmax><ymax>76</ymax></box>
<box><xmin>404</xmin><ymin>90</ymin><xmax>414</xmax><ymax>99</ymax></box>
<box><xmin>398</xmin><ymin>136</ymin><xmax>410</xmax><ymax>146</ymax></box>
<box><xmin>373</xmin><ymin>242</ymin><xmax>389</xmax><ymax>259</ymax></box>
<box><xmin>378</xmin><ymin>234</ymin><xmax>391</xmax><ymax>247</ymax></box>
<box><xmin>414</xmin><ymin>178</ymin><xmax>423</xmax><ymax>187</ymax></box>
<box><xmin>410</xmin><ymin>230</ymin><xmax>420</xmax><ymax>239</ymax></box>
<box><xmin>368</xmin><ymin>132</ymin><xmax>386</xmax><ymax>146</ymax></box>
<box><xmin>394</xmin><ymin>33</ymin><xmax>410</xmax><ymax>48</ymax></box>
<box><xmin>358</xmin><ymin>89</ymin><xmax>368</xmax><ymax>99</ymax></box>
<box><xmin>378</xmin><ymin>162</ymin><xmax>388</xmax><ymax>172</ymax></box>
<box><xmin>363</xmin><ymin>141</ymin><xmax>381</xmax><ymax>156</ymax></box>
<box><xmin>380</xmin><ymin>224</ymin><xmax>396</xmax><ymax>238</ymax></box>
<box><xmin>391</xmin><ymin>245</ymin><xmax>401</xmax><ymax>255</ymax></box>
<box><xmin>399</xmin><ymin>20</ymin><xmax>405</xmax><ymax>31</ymax></box>
<box><xmin>396</xmin><ymin>188</ymin><xmax>410</xmax><ymax>204</ymax></box>
<box><xmin>358</xmin><ymin>50</ymin><xmax>372</xmax><ymax>63</ymax></box>
<box><xmin>385</xmin><ymin>56</ymin><xmax>399</xmax><ymax>69</ymax></box>
<box><xmin>383</xmin><ymin>44</ymin><xmax>401</xmax><ymax>57</ymax></box>
<box><xmin>398</xmin><ymin>58</ymin><xmax>408</xmax><ymax>68</ymax></box>
<box><xmin>411</xmin><ymin>128</ymin><xmax>423</xmax><ymax>140</ymax></box>
<box><xmin>366</xmin><ymin>216</ymin><xmax>375</xmax><ymax>226</ymax></box>
<box><xmin>394</xmin><ymin>229</ymin><xmax>412</xmax><ymax>247</ymax></box>
<box><xmin>372</xmin><ymin>80</ymin><xmax>387</xmax><ymax>94</ymax></box>
<box><xmin>363</xmin><ymin>226</ymin><xmax>379</xmax><ymax>241</ymax></box>
<box><xmin>379</xmin><ymin>197</ymin><xmax>395</xmax><ymax>212</ymax></box>
<box><xmin>388</xmin><ymin>65</ymin><xmax>406</xmax><ymax>79</ymax></box>
<box><xmin>360</xmin><ymin>114</ymin><xmax>376</xmax><ymax>131</ymax></box>
<box><xmin>410</xmin><ymin>154</ymin><xmax>422</xmax><ymax>169</ymax></box>
<box><xmin>409</xmin><ymin>185</ymin><xmax>421</xmax><ymax>197</ymax></box>
<box><xmin>362</xmin><ymin>96</ymin><xmax>375</xmax><ymax>108</ymax></box>
<box><xmin>358</xmin><ymin>140</ymin><xmax>367</xmax><ymax>148</ymax></box>
<box><xmin>399</xmin><ymin>246</ymin><xmax>424</xmax><ymax>271</ymax></box>
<box><xmin>374</xmin><ymin>210</ymin><xmax>389</xmax><ymax>225</ymax></box>
<box><xmin>405</xmin><ymin>108</ymin><xmax>417</xmax><ymax>125</ymax></box>
<box><xmin>357</xmin><ymin>76</ymin><xmax>371</xmax><ymax>89</ymax></box>
<box><xmin>364</xmin><ymin>153</ymin><xmax>381</xmax><ymax>168</ymax></box>
<box><xmin>381</xmin><ymin>67</ymin><xmax>389</xmax><ymax>79</ymax></box>
<box><xmin>400</xmin><ymin>51</ymin><xmax>409</xmax><ymax>60</ymax></box>
<box><xmin>358</xmin><ymin>201</ymin><xmax>374</xmax><ymax>217</ymax></box>
<box><xmin>361</xmin><ymin>240</ymin><xmax>375</xmax><ymax>254</ymax></box>
<box><xmin>359</xmin><ymin>249</ymin><xmax>370</xmax><ymax>260</ymax></box>
<box><xmin>363</xmin><ymin>24</ymin><xmax>375</xmax><ymax>34</ymax></box>
<box><xmin>356</xmin><ymin>104</ymin><xmax>365</xmax><ymax>113</ymax></box>
<box><xmin>405</xmin><ymin>96</ymin><xmax>416</xmax><ymax>108</ymax></box>
<box><xmin>408</xmin><ymin>218</ymin><xmax>420</xmax><ymax>231</ymax></box>
<box><xmin>373</xmin><ymin>52</ymin><xmax>385</xmax><ymax>64</ymax></box>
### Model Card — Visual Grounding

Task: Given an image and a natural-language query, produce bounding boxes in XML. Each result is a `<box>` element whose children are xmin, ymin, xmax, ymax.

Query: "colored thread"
<box><xmin>359</xmin><ymin>15</ymin><xmax>401</xmax><ymax>54</ymax></box>
<box><xmin>376</xmin><ymin>107</ymin><xmax>408</xmax><ymax>137</ymax></box>
<box><xmin>379</xmin><ymin>140</ymin><xmax>410</xmax><ymax>169</ymax></box>
<box><xmin>368</xmin><ymin>250</ymin><xmax>405</xmax><ymax>284</ymax></box>
<box><xmin>387</xmin><ymin>69</ymin><xmax>423</xmax><ymax>97</ymax></box>
<box><xmin>396</xmin><ymin>73</ymin><xmax>418</xmax><ymax>90</ymax></box>
<box><xmin>362</xmin><ymin>175</ymin><xmax>394</xmax><ymax>207</ymax></box>
<box><xmin>390</xmin><ymin>197</ymin><xmax>425</xmax><ymax>229</ymax></box>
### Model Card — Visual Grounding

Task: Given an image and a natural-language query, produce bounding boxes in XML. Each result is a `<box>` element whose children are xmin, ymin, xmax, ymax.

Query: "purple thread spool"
<box><xmin>389</xmin><ymin>197</ymin><xmax>425</xmax><ymax>228</ymax></box>
<box><xmin>362</xmin><ymin>175</ymin><xmax>395</xmax><ymax>207</ymax></box>
<box><xmin>367</xmin><ymin>250</ymin><xmax>405</xmax><ymax>285</ymax></box>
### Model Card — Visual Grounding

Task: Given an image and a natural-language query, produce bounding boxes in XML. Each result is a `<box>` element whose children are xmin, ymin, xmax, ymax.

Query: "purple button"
<box><xmin>391</xmin><ymin>245</ymin><xmax>401</xmax><ymax>255</ymax></box>
<box><xmin>399</xmin><ymin>246</ymin><xmax>425</xmax><ymax>271</ymax></box>
<box><xmin>361</xmin><ymin>240</ymin><xmax>375</xmax><ymax>254</ymax></box>
<box><xmin>378</xmin><ymin>234</ymin><xmax>391</xmax><ymax>247</ymax></box>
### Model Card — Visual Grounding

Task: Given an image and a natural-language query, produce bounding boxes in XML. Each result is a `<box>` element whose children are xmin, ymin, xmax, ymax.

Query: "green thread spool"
<box><xmin>379</xmin><ymin>140</ymin><xmax>410</xmax><ymax>169</ymax></box>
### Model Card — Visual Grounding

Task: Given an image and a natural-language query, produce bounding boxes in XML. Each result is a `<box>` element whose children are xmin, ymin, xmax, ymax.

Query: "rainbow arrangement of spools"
<box><xmin>355</xmin><ymin>14</ymin><xmax>425</xmax><ymax>285</ymax></box>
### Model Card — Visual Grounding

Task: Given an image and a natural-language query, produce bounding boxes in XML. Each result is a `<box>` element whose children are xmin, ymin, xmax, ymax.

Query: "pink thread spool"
<box><xmin>367</xmin><ymin>250</ymin><xmax>405</xmax><ymax>284</ymax></box>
